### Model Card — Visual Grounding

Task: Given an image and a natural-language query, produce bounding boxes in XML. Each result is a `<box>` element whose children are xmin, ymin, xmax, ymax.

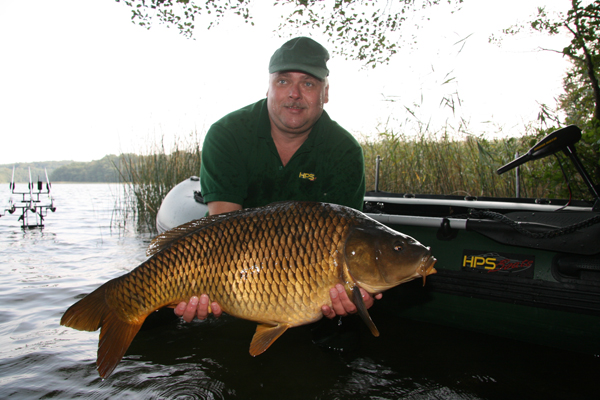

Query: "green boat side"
<box><xmin>377</xmin><ymin>222</ymin><xmax>600</xmax><ymax>356</ymax></box>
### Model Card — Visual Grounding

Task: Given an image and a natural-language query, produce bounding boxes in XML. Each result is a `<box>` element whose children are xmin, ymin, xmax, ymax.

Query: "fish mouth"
<box><xmin>418</xmin><ymin>255</ymin><xmax>437</xmax><ymax>286</ymax></box>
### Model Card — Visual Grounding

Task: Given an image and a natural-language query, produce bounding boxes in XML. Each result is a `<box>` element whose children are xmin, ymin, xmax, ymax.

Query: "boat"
<box><xmin>155</xmin><ymin>125</ymin><xmax>600</xmax><ymax>355</ymax></box>
<box><xmin>1</xmin><ymin>167</ymin><xmax>56</xmax><ymax>229</ymax></box>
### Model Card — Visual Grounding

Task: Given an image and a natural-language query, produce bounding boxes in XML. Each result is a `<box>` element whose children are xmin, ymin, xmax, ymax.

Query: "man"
<box><xmin>175</xmin><ymin>36</ymin><xmax>380</xmax><ymax>324</ymax></box>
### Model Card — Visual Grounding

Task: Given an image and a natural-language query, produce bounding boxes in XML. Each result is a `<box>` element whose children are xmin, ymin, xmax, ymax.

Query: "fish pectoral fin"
<box><xmin>352</xmin><ymin>286</ymin><xmax>380</xmax><ymax>337</ymax></box>
<box><xmin>249</xmin><ymin>323</ymin><xmax>289</xmax><ymax>356</ymax></box>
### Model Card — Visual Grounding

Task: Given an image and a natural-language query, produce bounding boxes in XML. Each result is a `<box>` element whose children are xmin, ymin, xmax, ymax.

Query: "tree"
<box><xmin>559</xmin><ymin>61</ymin><xmax>599</xmax><ymax>128</ymax></box>
<box><xmin>115</xmin><ymin>0</ymin><xmax>463</xmax><ymax>67</ymax></box>
<box><xmin>499</xmin><ymin>0</ymin><xmax>600</xmax><ymax>122</ymax></box>
<box><xmin>493</xmin><ymin>1</ymin><xmax>600</xmax><ymax>201</ymax></box>
<box><xmin>49</xmin><ymin>156</ymin><xmax>121</xmax><ymax>182</ymax></box>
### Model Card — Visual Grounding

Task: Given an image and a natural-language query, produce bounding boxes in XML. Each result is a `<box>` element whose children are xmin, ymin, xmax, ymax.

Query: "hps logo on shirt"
<box><xmin>299</xmin><ymin>172</ymin><xmax>316</xmax><ymax>181</ymax></box>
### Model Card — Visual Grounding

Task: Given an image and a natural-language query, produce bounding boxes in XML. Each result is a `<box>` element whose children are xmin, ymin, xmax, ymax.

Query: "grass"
<box><xmin>115</xmin><ymin>126</ymin><xmax>594</xmax><ymax>233</ymax></box>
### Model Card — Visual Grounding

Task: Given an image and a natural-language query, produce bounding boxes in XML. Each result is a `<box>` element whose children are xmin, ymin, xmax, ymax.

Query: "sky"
<box><xmin>0</xmin><ymin>0</ymin><xmax>573</xmax><ymax>164</ymax></box>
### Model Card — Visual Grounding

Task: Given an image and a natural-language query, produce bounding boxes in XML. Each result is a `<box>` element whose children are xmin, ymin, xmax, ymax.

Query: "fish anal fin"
<box><xmin>97</xmin><ymin>312</ymin><xmax>143</xmax><ymax>378</ymax></box>
<box><xmin>249</xmin><ymin>323</ymin><xmax>289</xmax><ymax>356</ymax></box>
<box><xmin>352</xmin><ymin>286</ymin><xmax>380</xmax><ymax>337</ymax></box>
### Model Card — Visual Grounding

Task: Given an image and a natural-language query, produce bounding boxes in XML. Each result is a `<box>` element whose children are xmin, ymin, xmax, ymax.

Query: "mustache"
<box><xmin>283</xmin><ymin>102</ymin><xmax>306</xmax><ymax>109</ymax></box>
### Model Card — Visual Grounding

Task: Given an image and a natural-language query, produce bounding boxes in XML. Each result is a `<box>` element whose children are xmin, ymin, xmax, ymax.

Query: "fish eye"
<box><xmin>393</xmin><ymin>243</ymin><xmax>403</xmax><ymax>252</ymax></box>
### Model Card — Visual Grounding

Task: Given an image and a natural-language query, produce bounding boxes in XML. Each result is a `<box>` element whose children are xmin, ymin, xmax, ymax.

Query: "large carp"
<box><xmin>61</xmin><ymin>201</ymin><xmax>436</xmax><ymax>378</ymax></box>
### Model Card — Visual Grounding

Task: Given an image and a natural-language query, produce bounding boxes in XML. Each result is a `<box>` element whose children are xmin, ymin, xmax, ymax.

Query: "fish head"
<box><xmin>344</xmin><ymin>223</ymin><xmax>437</xmax><ymax>293</ymax></box>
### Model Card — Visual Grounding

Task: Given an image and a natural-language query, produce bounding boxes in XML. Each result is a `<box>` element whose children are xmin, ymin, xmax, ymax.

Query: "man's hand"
<box><xmin>321</xmin><ymin>284</ymin><xmax>382</xmax><ymax>319</ymax></box>
<box><xmin>174</xmin><ymin>201</ymin><xmax>236</xmax><ymax>323</ymax></box>
<box><xmin>174</xmin><ymin>294</ymin><xmax>222</xmax><ymax>323</ymax></box>
<box><xmin>175</xmin><ymin>284</ymin><xmax>380</xmax><ymax>323</ymax></box>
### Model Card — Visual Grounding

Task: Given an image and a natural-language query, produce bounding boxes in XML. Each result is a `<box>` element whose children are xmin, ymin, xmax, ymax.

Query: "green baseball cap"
<box><xmin>269</xmin><ymin>37</ymin><xmax>330</xmax><ymax>80</ymax></box>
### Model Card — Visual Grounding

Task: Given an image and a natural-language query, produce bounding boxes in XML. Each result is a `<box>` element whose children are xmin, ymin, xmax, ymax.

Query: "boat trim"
<box><xmin>364</xmin><ymin>196</ymin><xmax>593</xmax><ymax>212</ymax></box>
<box><xmin>366</xmin><ymin>213</ymin><xmax>467</xmax><ymax>230</ymax></box>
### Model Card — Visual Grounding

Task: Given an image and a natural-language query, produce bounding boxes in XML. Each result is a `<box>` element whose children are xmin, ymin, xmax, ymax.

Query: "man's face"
<box><xmin>267</xmin><ymin>71</ymin><xmax>329</xmax><ymax>136</ymax></box>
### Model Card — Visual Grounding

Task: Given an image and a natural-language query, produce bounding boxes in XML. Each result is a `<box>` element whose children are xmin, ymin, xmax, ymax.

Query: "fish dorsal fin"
<box><xmin>147</xmin><ymin>213</ymin><xmax>231</xmax><ymax>257</ymax></box>
<box><xmin>249</xmin><ymin>323</ymin><xmax>289</xmax><ymax>356</ymax></box>
<box><xmin>352</xmin><ymin>286</ymin><xmax>380</xmax><ymax>337</ymax></box>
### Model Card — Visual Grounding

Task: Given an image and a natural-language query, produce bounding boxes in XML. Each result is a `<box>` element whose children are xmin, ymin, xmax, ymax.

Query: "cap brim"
<box><xmin>269</xmin><ymin>63</ymin><xmax>328</xmax><ymax>80</ymax></box>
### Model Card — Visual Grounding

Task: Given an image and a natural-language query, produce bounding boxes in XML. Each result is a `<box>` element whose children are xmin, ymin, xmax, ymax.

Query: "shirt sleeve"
<box><xmin>325</xmin><ymin>142</ymin><xmax>366</xmax><ymax>211</ymax></box>
<box><xmin>200</xmin><ymin>123</ymin><xmax>248</xmax><ymax>205</ymax></box>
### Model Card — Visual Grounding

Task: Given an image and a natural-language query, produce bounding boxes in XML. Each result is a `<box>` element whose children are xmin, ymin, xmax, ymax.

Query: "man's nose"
<box><xmin>288</xmin><ymin>82</ymin><xmax>301</xmax><ymax>99</ymax></box>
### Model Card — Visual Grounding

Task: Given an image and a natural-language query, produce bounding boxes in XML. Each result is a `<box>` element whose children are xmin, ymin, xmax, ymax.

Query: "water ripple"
<box><xmin>153</xmin><ymin>379</ymin><xmax>228</xmax><ymax>400</ymax></box>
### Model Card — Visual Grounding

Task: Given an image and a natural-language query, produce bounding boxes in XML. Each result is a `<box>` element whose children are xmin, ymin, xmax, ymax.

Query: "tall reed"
<box><xmin>361</xmin><ymin>127</ymin><xmax>575</xmax><ymax>199</ymax></box>
<box><xmin>115</xmin><ymin>134</ymin><xmax>202</xmax><ymax>232</ymax></box>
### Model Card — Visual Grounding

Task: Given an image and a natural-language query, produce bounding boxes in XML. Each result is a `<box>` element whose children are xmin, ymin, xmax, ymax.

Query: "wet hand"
<box><xmin>174</xmin><ymin>294</ymin><xmax>222</xmax><ymax>323</ymax></box>
<box><xmin>321</xmin><ymin>284</ymin><xmax>382</xmax><ymax>319</ymax></box>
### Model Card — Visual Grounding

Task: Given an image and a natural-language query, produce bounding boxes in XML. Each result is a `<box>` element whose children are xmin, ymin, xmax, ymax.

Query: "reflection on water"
<box><xmin>0</xmin><ymin>184</ymin><xmax>598</xmax><ymax>400</ymax></box>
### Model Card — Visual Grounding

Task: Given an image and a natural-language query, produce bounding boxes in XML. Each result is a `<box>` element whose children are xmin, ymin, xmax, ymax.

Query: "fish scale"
<box><xmin>150</xmin><ymin>203</ymin><xmax>336</xmax><ymax>322</ymax></box>
<box><xmin>61</xmin><ymin>201</ymin><xmax>436</xmax><ymax>378</ymax></box>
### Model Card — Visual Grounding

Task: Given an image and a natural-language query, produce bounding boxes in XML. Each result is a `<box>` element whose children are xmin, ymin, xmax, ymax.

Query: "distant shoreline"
<box><xmin>0</xmin><ymin>181</ymin><xmax>127</xmax><ymax>184</ymax></box>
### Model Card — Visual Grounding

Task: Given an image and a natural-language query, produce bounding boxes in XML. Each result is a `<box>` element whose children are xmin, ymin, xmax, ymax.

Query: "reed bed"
<box><xmin>361</xmin><ymin>129</ymin><xmax>561</xmax><ymax>199</ymax></box>
<box><xmin>116</xmin><ymin>127</ymin><xmax>592</xmax><ymax>233</ymax></box>
<box><xmin>115</xmin><ymin>135</ymin><xmax>202</xmax><ymax>232</ymax></box>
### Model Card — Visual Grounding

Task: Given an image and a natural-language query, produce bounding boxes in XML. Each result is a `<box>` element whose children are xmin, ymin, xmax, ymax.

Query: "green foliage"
<box><xmin>115</xmin><ymin>0</ymin><xmax>463</xmax><ymax>67</ymax></box>
<box><xmin>1</xmin><ymin>157</ymin><xmax>127</xmax><ymax>184</ymax></box>
<box><xmin>280</xmin><ymin>0</ymin><xmax>463</xmax><ymax>66</ymax></box>
<box><xmin>117</xmin><ymin>0</ymin><xmax>253</xmax><ymax>34</ymax></box>
<box><xmin>0</xmin><ymin>160</ymin><xmax>74</xmax><ymax>183</ymax></box>
<box><xmin>560</xmin><ymin>60</ymin><xmax>600</xmax><ymax>126</ymax></box>
<box><xmin>49</xmin><ymin>155</ymin><xmax>122</xmax><ymax>182</ymax></box>
<box><xmin>574</xmin><ymin>118</ymin><xmax>600</xmax><ymax>190</ymax></box>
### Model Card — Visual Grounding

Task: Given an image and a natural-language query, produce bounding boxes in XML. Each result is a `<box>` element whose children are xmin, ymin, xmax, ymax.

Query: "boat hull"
<box><xmin>374</xmin><ymin>222</ymin><xmax>600</xmax><ymax>355</ymax></box>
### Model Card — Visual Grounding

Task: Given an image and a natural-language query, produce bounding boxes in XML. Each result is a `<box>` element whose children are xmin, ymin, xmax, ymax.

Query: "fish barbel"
<box><xmin>61</xmin><ymin>201</ymin><xmax>436</xmax><ymax>377</ymax></box>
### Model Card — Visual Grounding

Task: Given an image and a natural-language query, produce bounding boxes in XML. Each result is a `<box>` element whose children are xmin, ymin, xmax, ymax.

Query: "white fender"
<box><xmin>155</xmin><ymin>176</ymin><xmax>208</xmax><ymax>233</ymax></box>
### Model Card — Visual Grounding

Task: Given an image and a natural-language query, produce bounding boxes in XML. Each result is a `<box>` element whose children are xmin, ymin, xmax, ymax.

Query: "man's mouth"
<box><xmin>284</xmin><ymin>103</ymin><xmax>305</xmax><ymax>110</ymax></box>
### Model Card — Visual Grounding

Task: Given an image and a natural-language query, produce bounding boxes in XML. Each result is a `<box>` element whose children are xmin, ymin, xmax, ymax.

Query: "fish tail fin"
<box><xmin>60</xmin><ymin>284</ymin><xmax>144</xmax><ymax>378</ymax></box>
<box><xmin>61</xmin><ymin>284</ymin><xmax>111</xmax><ymax>331</ymax></box>
<box><xmin>97</xmin><ymin>312</ymin><xmax>143</xmax><ymax>378</ymax></box>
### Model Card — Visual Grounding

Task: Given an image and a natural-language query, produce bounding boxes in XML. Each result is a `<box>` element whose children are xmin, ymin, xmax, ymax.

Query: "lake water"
<box><xmin>0</xmin><ymin>183</ymin><xmax>598</xmax><ymax>400</ymax></box>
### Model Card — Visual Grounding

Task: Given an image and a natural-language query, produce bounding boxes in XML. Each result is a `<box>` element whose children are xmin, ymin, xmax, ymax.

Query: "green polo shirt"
<box><xmin>200</xmin><ymin>98</ymin><xmax>365</xmax><ymax>211</ymax></box>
